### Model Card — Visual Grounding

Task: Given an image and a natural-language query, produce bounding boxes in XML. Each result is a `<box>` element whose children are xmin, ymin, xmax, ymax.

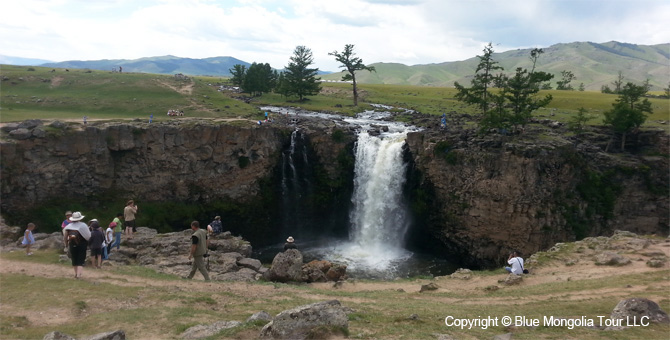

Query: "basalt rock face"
<box><xmin>405</xmin><ymin>127</ymin><xmax>669</xmax><ymax>268</ymax></box>
<box><xmin>1</xmin><ymin>120</ymin><xmax>287</xmax><ymax>210</ymax></box>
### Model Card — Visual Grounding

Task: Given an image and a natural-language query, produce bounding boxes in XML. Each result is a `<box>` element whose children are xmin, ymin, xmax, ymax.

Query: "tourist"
<box><xmin>505</xmin><ymin>251</ymin><xmax>525</xmax><ymax>275</ymax></box>
<box><xmin>112</xmin><ymin>213</ymin><xmax>123</xmax><ymax>250</ymax></box>
<box><xmin>63</xmin><ymin>212</ymin><xmax>91</xmax><ymax>279</ymax></box>
<box><xmin>283</xmin><ymin>236</ymin><xmax>297</xmax><ymax>251</ymax></box>
<box><xmin>61</xmin><ymin>211</ymin><xmax>72</xmax><ymax>229</ymax></box>
<box><xmin>207</xmin><ymin>216</ymin><xmax>222</xmax><ymax>235</ymax></box>
<box><xmin>22</xmin><ymin>223</ymin><xmax>36</xmax><ymax>256</ymax></box>
<box><xmin>104</xmin><ymin>222</ymin><xmax>114</xmax><ymax>259</ymax></box>
<box><xmin>89</xmin><ymin>220</ymin><xmax>105</xmax><ymax>269</ymax></box>
<box><xmin>124</xmin><ymin>200</ymin><xmax>138</xmax><ymax>239</ymax></box>
<box><xmin>186</xmin><ymin>221</ymin><xmax>210</xmax><ymax>281</ymax></box>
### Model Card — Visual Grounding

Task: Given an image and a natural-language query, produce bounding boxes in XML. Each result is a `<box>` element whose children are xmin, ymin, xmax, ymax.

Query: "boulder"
<box><xmin>325</xmin><ymin>263</ymin><xmax>347</xmax><ymax>281</ymax></box>
<box><xmin>302</xmin><ymin>260</ymin><xmax>332</xmax><ymax>283</ymax></box>
<box><xmin>237</xmin><ymin>257</ymin><xmax>262</xmax><ymax>271</ymax></box>
<box><xmin>0</xmin><ymin>224</ymin><xmax>22</xmax><ymax>246</ymax></box>
<box><xmin>43</xmin><ymin>331</ymin><xmax>75</xmax><ymax>340</ymax></box>
<box><xmin>595</xmin><ymin>252</ymin><xmax>631</xmax><ymax>266</ymax></box>
<box><xmin>610</xmin><ymin>298</ymin><xmax>670</xmax><ymax>324</ymax></box>
<box><xmin>499</xmin><ymin>273</ymin><xmax>523</xmax><ymax>285</ymax></box>
<box><xmin>263</xmin><ymin>249</ymin><xmax>304</xmax><ymax>283</ymax></box>
<box><xmin>82</xmin><ymin>330</ymin><xmax>126</xmax><ymax>340</ymax></box>
<box><xmin>420</xmin><ymin>282</ymin><xmax>440</xmax><ymax>292</ymax></box>
<box><xmin>246</xmin><ymin>311</ymin><xmax>272</xmax><ymax>323</ymax></box>
<box><xmin>180</xmin><ymin>321</ymin><xmax>241</xmax><ymax>340</ymax></box>
<box><xmin>450</xmin><ymin>268</ymin><xmax>473</xmax><ymax>280</ymax></box>
<box><xmin>9</xmin><ymin>128</ymin><xmax>32</xmax><ymax>140</ymax></box>
<box><xmin>1</xmin><ymin>123</ymin><xmax>19</xmax><ymax>133</ymax></box>
<box><xmin>259</xmin><ymin>300</ymin><xmax>349</xmax><ymax>340</ymax></box>
<box><xmin>18</xmin><ymin>119</ymin><xmax>43</xmax><ymax>130</ymax></box>
<box><xmin>646</xmin><ymin>257</ymin><xmax>667</xmax><ymax>268</ymax></box>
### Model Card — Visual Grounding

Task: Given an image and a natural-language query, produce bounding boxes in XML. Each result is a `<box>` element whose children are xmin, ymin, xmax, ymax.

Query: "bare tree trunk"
<box><xmin>352</xmin><ymin>79</ymin><xmax>358</xmax><ymax>106</ymax></box>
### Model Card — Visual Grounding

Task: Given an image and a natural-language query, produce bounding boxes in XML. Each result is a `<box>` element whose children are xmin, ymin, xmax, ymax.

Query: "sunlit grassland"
<box><xmin>1</xmin><ymin>249</ymin><xmax>669</xmax><ymax>339</ymax></box>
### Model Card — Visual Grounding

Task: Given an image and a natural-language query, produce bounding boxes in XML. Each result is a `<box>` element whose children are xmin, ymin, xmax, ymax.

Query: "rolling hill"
<box><xmin>323</xmin><ymin>41</ymin><xmax>670</xmax><ymax>91</ymax></box>
<box><xmin>6</xmin><ymin>41</ymin><xmax>668</xmax><ymax>90</ymax></box>
<box><xmin>39</xmin><ymin>55</ymin><xmax>251</xmax><ymax>77</ymax></box>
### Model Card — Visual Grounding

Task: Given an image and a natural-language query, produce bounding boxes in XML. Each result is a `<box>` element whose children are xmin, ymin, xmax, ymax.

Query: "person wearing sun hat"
<box><xmin>62</xmin><ymin>212</ymin><xmax>91</xmax><ymax>279</ymax></box>
<box><xmin>283</xmin><ymin>236</ymin><xmax>297</xmax><ymax>251</ymax></box>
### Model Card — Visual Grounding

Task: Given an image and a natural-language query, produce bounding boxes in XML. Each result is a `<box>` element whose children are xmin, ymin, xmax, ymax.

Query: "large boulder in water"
<box><xmin>263</xmin><ymin>249</ymin><xmax>304</xmax><ymax>282</ymax></box>
<box><xmin>259</xmin><ymin>300</ymin><xmax>349</xmax><ymax>340</ymax></box>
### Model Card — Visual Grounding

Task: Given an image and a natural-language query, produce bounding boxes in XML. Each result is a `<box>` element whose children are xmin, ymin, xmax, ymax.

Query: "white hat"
<box><xmin>287</xmin><ymin>236</ymin><xmax>294</xmax><ymax>243</ymax></box>
<box><xmin>69</xmin><ymin>211</ymin><xmax>85</xmax><ymax>221</ymax></box>
<box><xmin>90</xmin><ymin>219</ymin><xmax>98</xmax><ymax>223</ymax></box>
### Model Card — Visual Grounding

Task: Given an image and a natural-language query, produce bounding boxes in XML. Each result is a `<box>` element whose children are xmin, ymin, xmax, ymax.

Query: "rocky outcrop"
<box><xmin>259</xmin><ymin>300</ymin><xmax>349</xmax><ymax>340</ymax></box>
<box><xmin>405</xmin><ymin>126</ymin><xmax>669</xmax><ymax>267</ymax></box>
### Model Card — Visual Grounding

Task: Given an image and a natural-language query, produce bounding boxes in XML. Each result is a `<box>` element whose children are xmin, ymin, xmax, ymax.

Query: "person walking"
<box><xmin>186</xmin><ymin>221</ymin><xmax>210</xmax><ymax>281</ymax></box>
<box><xmin>124</xmin><ymin>200</ymin><xmax>138</xmax><ymax>239</ymax></box>
<box><xmin>61</xmin><ymin>211</ymin><xmax>72</xmax><ymax>229</ymax></box>
<box><xmin>22</xmin><ymin>223</ymin><xmax>36</xmax><ymax>256</ymax></box>
<box><xmin>63</xmin><ymin>212</ymin><xmax>91</xmax><ymax>279</ymax></box>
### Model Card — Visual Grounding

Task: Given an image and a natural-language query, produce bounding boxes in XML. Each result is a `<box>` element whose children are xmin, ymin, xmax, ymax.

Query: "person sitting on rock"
<box><xmin>505</xmin><ymin>251</ymin><xmax>524</xmax><ymax>275</ymax></box>
<box><xmin>207</xmin><ymin>216</ymin><xmax>223</xmax><ymax>235</ymax></box>
<box><xmin>283</xmin><ymin>236</ymin><xmax>297</xmax><ymax>251</ymax></box>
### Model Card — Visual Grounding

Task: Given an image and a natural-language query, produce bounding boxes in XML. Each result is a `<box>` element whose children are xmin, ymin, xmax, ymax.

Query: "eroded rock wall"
<box><xmin>406</xmin><ymin>129</ymin><xmax>669</xmax><ymax>267</ymax></box>
<box><xmin>1</xmin><ymin>120</ymin><xmax>289</xmax><ymax>214</ymax></box>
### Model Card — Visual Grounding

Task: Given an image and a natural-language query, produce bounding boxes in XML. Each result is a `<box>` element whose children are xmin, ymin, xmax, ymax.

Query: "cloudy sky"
<box><xmin>3</xmin><ymin>0</ymin><xmax>669</xmax><ymax>71</ymax></box>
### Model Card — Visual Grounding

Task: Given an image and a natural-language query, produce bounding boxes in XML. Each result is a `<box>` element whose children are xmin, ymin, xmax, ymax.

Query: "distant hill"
<box><xmin>322</xmin><ymin>41</ymin><xmax>670</xmax><ymax>91</ymax></box>
<box><xmin>39</xmin><ymin>55</ymin><xmax>251</xmax><ymax>77</ymax></box>
<box><xmin>0</xmin><ymin>55</ymin><xmax>54</xmax><ymax>66</ymax></box>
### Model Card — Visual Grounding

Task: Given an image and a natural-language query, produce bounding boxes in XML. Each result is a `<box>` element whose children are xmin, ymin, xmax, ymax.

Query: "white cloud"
<box><xmin>1</xmin><ymin>0</ymin><xmax>668</xmax><ymax>71</ymax></box>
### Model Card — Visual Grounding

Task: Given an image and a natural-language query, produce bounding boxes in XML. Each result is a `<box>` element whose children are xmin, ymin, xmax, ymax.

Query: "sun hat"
<box><xmin>90</xmin><ymin>219</ymin><xmax>98</xmax><ymax>223</ymax></box>
<box><xmin>287</xmin><ymin>236</ymin><xmax>294</xmax><ymax>243</ymax></box>
<box><xmin>65</xmin><ymin>211</ymin><xmax>72</xmax><ymax>216</ymax></box>
<box><xmin>69</xmin><ymin>211</ymin><xmax>85</xmax><ymax>221</ymax></box>
<box><xmin>215</xmin><ymin>216</ymin><xmax>221</xmax><ymax>220</ymax></box>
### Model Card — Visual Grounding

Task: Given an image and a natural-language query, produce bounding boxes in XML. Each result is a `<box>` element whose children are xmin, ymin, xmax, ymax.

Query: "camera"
<box><xmin>203</xmin><ymin>254</ymin><xmax>210</xmax><ymax>258</ymax></box>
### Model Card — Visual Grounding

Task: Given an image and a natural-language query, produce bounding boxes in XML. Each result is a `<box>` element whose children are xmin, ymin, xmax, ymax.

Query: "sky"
<box><xmin>2</xmin><ymin>0</ymin><xmax>669</xmax><ymax>72</ymax></box>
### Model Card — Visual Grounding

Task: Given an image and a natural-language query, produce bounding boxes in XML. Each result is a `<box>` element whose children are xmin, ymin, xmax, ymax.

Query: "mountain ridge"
<box><xmin>2</xmin><ymin>41</ymin><xmax>668</xmax><ymax>90</ymax></box>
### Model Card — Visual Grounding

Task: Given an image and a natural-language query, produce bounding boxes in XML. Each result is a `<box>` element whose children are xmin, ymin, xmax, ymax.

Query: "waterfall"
<box><xmin>350</xmin><ymin>131</ymin><xmax>410</xmax><ymax>248</ymax></box>
<box><xmin>280</xmin><ymin>128</ymin><xmax>313</xmax><ymax>238</ymax></box>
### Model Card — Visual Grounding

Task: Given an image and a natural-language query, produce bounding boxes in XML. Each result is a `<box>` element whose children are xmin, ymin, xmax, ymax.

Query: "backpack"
<box><xmin>67</xmin><ymin>229</ymin><xmax>84</xmax><ymax>245</ymax></box>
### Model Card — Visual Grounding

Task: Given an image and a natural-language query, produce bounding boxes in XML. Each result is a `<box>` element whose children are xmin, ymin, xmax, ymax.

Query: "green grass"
<box><xmin>3</xmin><ymin>65</ymin><xmax>667</xmax><ymax>133</ymax></box>
<box><xmin>1</xmin><ymin>248</ymin><xmax>669</xmax><ymax>339</ymax></box>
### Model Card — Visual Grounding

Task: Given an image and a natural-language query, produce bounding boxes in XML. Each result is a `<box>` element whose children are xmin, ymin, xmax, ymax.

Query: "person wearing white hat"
<box><xmin>283</xmin><ymin>236</ymin><xmax>297</xmax><ymax>251</ymax></box>
<box><xmin>63</xmin><ymin>212</ymin><xmax>92</xmax><ymax>279</ymax></box>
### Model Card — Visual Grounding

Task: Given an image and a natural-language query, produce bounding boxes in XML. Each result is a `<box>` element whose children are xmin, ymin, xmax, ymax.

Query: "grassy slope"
<box><xmin>0</xmin><ymin>246</ymin><xmax>668</xmax><ymax>340</ymax></box>
<box><xmin>322</xmin><ymin>42</ymin><xmax>670</xmax><ymax>91</ymax></box>
<box><xmin>1</xmin><ymin>65</ymin><xmax>668</xmax><ymax>132</ymax></box>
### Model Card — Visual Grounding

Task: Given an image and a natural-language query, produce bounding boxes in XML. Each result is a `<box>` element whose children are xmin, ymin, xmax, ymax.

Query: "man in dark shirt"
<box><xmin>283</xmin><ymin>236</ymin><xmax>297</xmax><ymax>251</ymax></box>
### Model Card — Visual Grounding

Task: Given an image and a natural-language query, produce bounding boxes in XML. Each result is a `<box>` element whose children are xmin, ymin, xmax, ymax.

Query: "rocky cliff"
<box><xmin>1</xmin><ymin>116</ymin><xmax>667</xmax><ymax>268</ymax></box>
<box><xmin>405</xmin><ymin>125</ymin><xmax>669</xmax><ymax>267</ymax></box>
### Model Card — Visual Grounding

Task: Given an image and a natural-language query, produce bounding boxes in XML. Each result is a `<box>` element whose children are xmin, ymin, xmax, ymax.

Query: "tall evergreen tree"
<box><xmin>229</xmin><ymin>64</ymin><xmax>246</xmax><ymax>87</ymax></box>
<box><xmin>329</xmin><ymin>44</ymin><xmax>376</xmax><ymax>106</ymax></box>
<box><xmin>242</xmin><ymin>62</ymin><xmax>275</xmax><ymax>97</ymax></box>
<box><xmin>455</xmin><ymin>43</ymin><xmax>502</xmax><ymax>118</ymax></box>
<box><xmin>284</xmin><ymin>46</ymin><xmax>321</xmax><ymax>101</ymax></box>
<box><xmin>603</xmin><ymin>82</ymin><xmax>653</xmax><ymax>151</ymax></box>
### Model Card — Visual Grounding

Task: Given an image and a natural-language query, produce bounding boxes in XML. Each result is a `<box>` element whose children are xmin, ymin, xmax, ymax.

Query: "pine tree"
<box><xmin>284</xmin><ymin>46</ymin><xmax>321</xmax><ymax>101</ymax></box>
<box><xmin>329</xmin><ymin>44</ymin><xmax>376</xmax><ymax>106</ymax></box>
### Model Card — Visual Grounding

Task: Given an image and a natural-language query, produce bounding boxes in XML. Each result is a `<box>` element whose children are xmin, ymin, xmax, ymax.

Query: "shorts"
<box><xmin>125</xmin><ymin>220</ymin><xmax>137</xmax><ymax>232</ymax></box>
<box><xmin>69</xmin><ymin>241</ymin><xmax>88</xmax><ymax>266</ymax></box>
<box><xmin>90</xmin><ymin>248</ymin><xmax>103</xmax><ymax>257</ymax></box>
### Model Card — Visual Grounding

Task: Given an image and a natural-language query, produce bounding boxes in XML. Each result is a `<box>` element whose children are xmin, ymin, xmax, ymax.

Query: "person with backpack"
<box><xmin>62</xmin><ymin>212</ymin><xmax>91</xmax><ymax>279</ymax></box>
<box><xmin>505</xmin><ymin>251</ymin><xmax>525</xmax><ymax>275</ymax></box>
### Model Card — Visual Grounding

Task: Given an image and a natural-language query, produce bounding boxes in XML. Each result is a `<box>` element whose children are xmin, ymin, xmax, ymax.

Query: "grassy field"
<box><xmin>2</xmin><ymin>65</ymin><xmax>668</xmax><ymax>131</ymax></box>
<box><xmin>1</xmin><ymin>246</ymin><xmax>669</xmax><ymax>340</ymax></box>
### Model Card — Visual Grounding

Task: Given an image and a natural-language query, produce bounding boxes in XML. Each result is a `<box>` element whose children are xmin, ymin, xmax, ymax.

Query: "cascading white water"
<box><xmin>350</xmin><ymin>131</ymin><xmax>410</xmax><ymax>248</ymax></box>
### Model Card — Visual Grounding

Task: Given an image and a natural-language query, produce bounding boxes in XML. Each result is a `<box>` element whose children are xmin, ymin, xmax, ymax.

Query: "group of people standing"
<box><xmin>60</xmin><ymin>200</ymin><xmax>139</xmax><ymax>279</ymax></box>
